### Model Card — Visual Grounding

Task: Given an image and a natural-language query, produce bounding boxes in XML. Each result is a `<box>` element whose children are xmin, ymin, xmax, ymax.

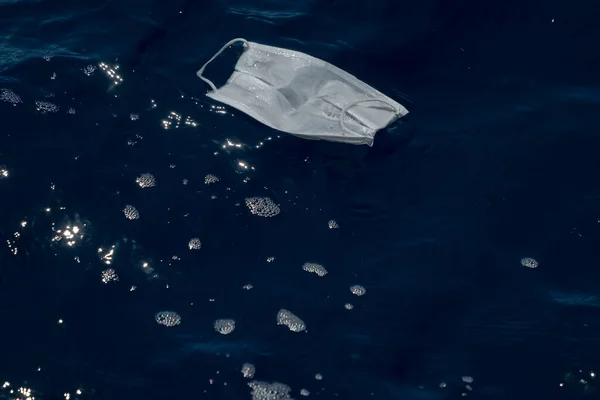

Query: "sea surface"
<box><xmin>1</xmin><ymin>0</ymin><xmax>600</xmax><ymax>399</ymax></box>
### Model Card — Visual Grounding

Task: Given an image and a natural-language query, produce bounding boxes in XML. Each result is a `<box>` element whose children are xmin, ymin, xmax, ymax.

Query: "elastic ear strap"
<box><xmin>340</xmin><ymin>99</ymin><xmax>401</xmax><ymax>134</ymax></box>
<box><xmin>197</xmin><ymin>38</ymin><xmax>249</xmax><ymax>92</ymax></box>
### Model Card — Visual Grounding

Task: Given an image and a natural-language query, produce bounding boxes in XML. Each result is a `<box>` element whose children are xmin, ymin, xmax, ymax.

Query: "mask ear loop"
<box><xmin>197</xmin><ymin>38</ymin><xmax>249</xmax><ymax>92</ymax></box>
<box><xmin>340</xmin><ymin>99</ymin><xmax>402</xmax><ymax>135</ymax></box>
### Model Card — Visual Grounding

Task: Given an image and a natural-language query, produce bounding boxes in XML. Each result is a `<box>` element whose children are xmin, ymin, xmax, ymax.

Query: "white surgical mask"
<box><xmin>197</xmin><ymin>38</ymin><xmax>408</xmax><ymax>146</ymax></box>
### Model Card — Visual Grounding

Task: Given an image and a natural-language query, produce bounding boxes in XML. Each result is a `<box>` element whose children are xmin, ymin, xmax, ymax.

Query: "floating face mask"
<box><xmin>197</xmin><ymin>38</ymin><xmax>408</xmax><ymax>146</ymax></box>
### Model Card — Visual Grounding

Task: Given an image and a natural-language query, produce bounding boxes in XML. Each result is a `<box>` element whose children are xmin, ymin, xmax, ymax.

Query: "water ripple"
<box><xmin>227</xmin><ymin>6</ymin><xmax>306</xmax><ymax>24</ymax></box>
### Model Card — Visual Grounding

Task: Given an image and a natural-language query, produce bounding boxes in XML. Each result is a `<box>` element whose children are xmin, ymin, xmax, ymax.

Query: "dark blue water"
<box><xmin>2</xmin><ymin>0</ymin><xmax>600</xmax><ymax>399</ymax></box>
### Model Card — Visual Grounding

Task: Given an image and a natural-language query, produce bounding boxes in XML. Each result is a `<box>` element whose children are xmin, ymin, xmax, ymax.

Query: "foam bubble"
<box><xmin>155</xmin><ymin>311</ymin><xmax>181</xmax><ymax>327</ymax></box>
<box><xmin>277</xmin><ymin>309</ymin><xmax>306</xmax><ymax>332</ymax></box>
<box><xmin>247</xmin><ymin>381</ymin><xmax>293</xmax><ymax>400</ymax></box>
<box><xmin>241</xmin><ymin>363</ymin><xmax>256</xmax><ymax>379</ymax></box>
<box><xmin>205</xmin><ymin>174</ymin><xmax>220</xmax><ymax>184</ymax></box>
<box><xmin>0</xmin><ymin>89</ymin><xmax>22</xmax><ymax>105</ymax></box>
<box><xmin>214</xmin><ymin>319</ymin><xmax>236</xmax><ymax>335</ymax></box>
<box><xmin>521</xmin><ymin>257</ymin><xmax>538</xmax><ymax>268</ymax></box>
<box><xmin>35</xmin><ymin>101</ymin><xmax>59</xmax><ymax>114</ymax></box>
<box><xmin>188</xmin><ymin>238</ymin><xmax>202</xmax><ymax>250</ymax></box>
<box><xmin>123</xmin><ymin>205</ymin><xmax>139</xmax><ymax>220</ymax></box>
<box><xmin>350</xmin><ymin>285</ymin><xmax>366</xmax><ymax>296</ymax></box>
<box><xmin>302</xmin><ymin>263</ymin><xmax>328</xmax><ymax>277</ymax></box>
<box><xmin>245</xmin><ymin>197</ymin><xmax>281</xmax><ymax>217</ymax></box>
<box><xmin>136</xmin><ymin>173</ymin><xmax>157</xmax><ymax>188</ymax></box>
<box><xmin>101</xmin><ymin>269</ymin><xmax>118</xmax><ymax>283</ymax></box>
